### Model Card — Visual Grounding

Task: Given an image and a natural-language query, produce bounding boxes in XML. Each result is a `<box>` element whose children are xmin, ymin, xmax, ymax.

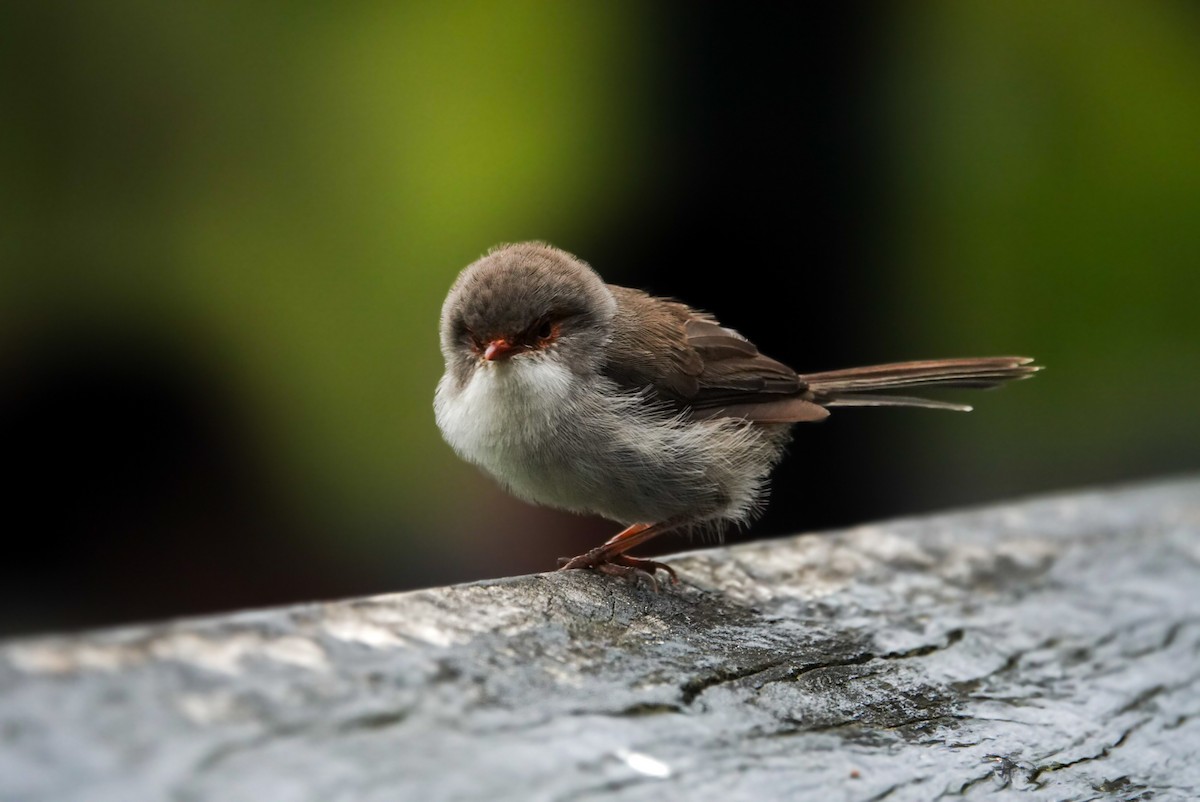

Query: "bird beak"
<box><xmin>483</xmin><ymin>339</ymin><xmax>516</xmax><ymax>361</ymax></box>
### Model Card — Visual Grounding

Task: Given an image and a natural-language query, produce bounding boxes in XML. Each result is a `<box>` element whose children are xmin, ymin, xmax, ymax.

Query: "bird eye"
<box><xmin>534</xmin><ymin>319</ymin><xmax>554</xmax><ymax>340</ymax></box>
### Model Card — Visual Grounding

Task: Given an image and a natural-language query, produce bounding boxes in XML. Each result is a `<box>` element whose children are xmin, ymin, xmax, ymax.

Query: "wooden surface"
<box><xmin>2</xmin><ymin>477</ymin><xmax>1199</xmax><ymax>801</ymax></box>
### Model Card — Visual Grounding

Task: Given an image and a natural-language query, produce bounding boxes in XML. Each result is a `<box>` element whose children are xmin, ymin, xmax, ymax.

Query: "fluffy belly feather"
<box><xmin>435</xmin><ymin>357</ymin><xmax>785</xmax><ymax>526</ymax></box>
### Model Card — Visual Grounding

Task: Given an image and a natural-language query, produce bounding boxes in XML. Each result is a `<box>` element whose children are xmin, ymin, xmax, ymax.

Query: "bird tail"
<box><xmin>801</xmin><ymin>356</ymin><xmax>1041</xmax><ymax>412</ymax></box>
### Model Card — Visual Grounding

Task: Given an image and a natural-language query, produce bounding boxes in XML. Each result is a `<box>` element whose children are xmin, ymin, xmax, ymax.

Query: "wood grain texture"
<box><xmin>2</xmin><ymin>477</ymin><xmax>1198</xmax><ymax>801</ymax></box>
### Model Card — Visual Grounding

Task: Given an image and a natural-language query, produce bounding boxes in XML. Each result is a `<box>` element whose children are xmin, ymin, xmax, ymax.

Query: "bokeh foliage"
<box><xmin>1</xmin><ymin>2</ymin><xmax>1197</xmax><ymax>630</ymax></box>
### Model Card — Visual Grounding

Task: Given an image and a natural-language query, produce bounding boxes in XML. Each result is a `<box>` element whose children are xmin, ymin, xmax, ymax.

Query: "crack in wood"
<box><xmin>680</xmin><ymin>627</ymin><xmax>966</xmax><ymax>707</ymax></box>
<box><xmin>1028</xmin><ymin>718</ymin><xmax>1149</xmax><ymax>787</ymax></box>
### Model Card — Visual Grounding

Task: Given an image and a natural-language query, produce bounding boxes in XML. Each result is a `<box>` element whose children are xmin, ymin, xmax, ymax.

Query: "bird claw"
<box><xmin>557</xmin><ymin>550</ymin><xmax>679</xmax><ymax>591</ymax></box>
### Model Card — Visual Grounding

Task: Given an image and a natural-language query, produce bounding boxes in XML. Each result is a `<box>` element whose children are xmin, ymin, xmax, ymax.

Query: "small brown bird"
<box><xmin>435</xmin><ymin>242</ymin><xmax>1039</xmax><ymax>584</ymax></box>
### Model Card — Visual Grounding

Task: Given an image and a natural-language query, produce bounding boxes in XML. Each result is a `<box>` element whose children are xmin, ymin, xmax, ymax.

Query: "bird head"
<box><xmin>438</xmin><ymin>242</ymin><xmax>618</xmax><ymax>389</ymax></box>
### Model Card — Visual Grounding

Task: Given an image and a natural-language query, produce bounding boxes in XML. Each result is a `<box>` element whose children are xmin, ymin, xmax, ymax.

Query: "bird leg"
<box><xmin>557</xmin><ymin>520</ymin><xmax>681</xmax><ymax>585</ymax></box>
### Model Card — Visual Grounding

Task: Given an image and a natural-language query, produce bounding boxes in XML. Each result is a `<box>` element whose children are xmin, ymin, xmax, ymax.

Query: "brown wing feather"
<box><xmin>602</xmin><ymin>286</ymin><xmax>817</xmax><ymax>422</ymax></box>
<box><xmin>601</xmin><ymin>286</ymin><xmax>704</xmax><ymax>401</ymax></box>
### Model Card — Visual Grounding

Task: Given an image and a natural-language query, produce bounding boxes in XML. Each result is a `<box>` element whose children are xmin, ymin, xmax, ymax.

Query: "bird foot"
<box><xmin>557</xmin><ymin>550</ymin><xmax>679</xmax><ymax>591</ymax></box>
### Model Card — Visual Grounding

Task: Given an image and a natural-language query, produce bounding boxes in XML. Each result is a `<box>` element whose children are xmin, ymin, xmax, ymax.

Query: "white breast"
<box><xmin>434</xmin><ymin>357</ymin><xmax>579</xmax><ymax>505</ymax></box>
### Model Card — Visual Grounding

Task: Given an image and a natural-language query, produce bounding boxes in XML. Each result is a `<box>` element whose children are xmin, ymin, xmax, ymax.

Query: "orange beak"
<box><xmin>483</xmin><ymin>338</ymin><xmax>517</xmax><ymax>361</ymax></box>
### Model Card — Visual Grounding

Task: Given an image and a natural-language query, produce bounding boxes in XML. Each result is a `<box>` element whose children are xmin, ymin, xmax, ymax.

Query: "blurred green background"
<box><xmin>2</xmin><ymin>1</ymin><xmax>1198</xmax><ymax>636</ymax></box>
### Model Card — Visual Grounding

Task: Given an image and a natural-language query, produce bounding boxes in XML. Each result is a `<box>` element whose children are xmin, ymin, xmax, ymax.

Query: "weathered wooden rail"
<box><xmin>2</xmin><ymin>477</ymin><xmax>1198</xmax><ymax>801</ymax></box>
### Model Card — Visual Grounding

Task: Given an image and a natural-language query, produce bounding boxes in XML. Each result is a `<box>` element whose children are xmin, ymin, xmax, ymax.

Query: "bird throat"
<box><xmin>438</xmin><ymin>356</ymin><xmax>576</xmax><ymax>466</ymax></box>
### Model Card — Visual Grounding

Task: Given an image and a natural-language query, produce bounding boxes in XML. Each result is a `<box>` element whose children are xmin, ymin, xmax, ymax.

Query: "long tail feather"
<box><xmin>803</xmin><ymin>356</ymin><xmax>1040</xmax><ymax>411</ymax></box>
<box><xmin>821</xmin><ymin>393</ymin><xmax>974</xmax><ymax>412</ymax></box>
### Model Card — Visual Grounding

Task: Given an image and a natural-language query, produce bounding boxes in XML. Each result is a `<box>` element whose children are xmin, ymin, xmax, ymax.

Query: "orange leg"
<box><xmin>602</xmin><ymin>522</ymin><xmax>652</xmax><ymax>546</ymax></box>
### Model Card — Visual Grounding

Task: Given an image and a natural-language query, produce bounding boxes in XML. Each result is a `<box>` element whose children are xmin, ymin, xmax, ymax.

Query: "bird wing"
<box><xmin>601</xmin><ymin>286</ymin><xmax>829</xmax><ymax>423</ymax></box>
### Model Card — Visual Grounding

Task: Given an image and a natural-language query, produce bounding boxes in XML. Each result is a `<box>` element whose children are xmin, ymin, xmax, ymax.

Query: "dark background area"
<box><xmin>3</xmin><ymin>2</ymin><xmax>1198</xmax><ymax>637</ymax></box>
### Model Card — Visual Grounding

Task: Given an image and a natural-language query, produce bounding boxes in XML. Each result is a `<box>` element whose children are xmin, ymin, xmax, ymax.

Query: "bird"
<box><xmin>434</xmin><ymin>242</ymin><xmax>1040</xmax><ymax>585</ymax></box>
